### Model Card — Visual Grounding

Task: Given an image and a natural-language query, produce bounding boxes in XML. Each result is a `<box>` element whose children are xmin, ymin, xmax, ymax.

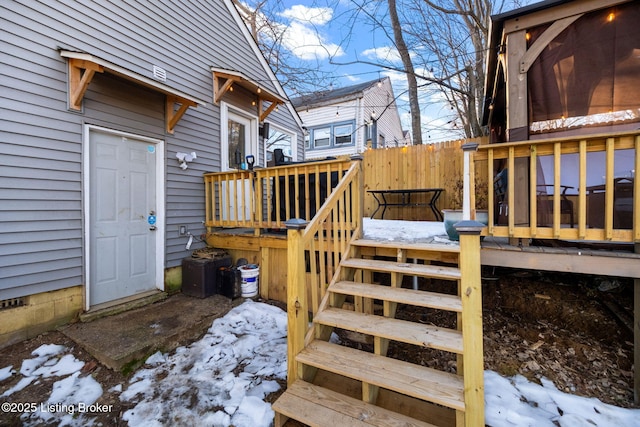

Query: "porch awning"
<box><xmin>211</xmin><ymin>67</ymin><xmax>286</xmax><ymax>122</ymax></box>
<box><xmin>59</xmin><ymin>50</ymin><xmax>207</xmax><ymax>134</ymax></box>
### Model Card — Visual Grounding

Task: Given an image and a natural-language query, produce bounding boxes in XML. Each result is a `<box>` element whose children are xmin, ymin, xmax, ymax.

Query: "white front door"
<box><xmin>223</xmin><ymin>108</ymin><xmax>257</xmax><ymax>171</ymax></box>
<box><xmin>87</xmin><ymin>127</ymin><xmax>163</xmax><ymax>307</ymax></box>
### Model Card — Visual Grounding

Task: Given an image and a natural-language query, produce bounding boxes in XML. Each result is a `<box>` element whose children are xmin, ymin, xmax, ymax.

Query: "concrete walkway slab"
<box><xmin>60</xmin><ymin>293</ymin><xmax>241</xmax><ymax>373</ymax></box>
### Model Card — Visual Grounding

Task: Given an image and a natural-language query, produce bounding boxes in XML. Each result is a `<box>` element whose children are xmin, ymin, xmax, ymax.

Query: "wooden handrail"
<box><xmin>302</xmin><ymin>162</ymin><xmax>361</xmax><ymax>240</ymax></box>
<box><xmin>476</xmin><ymin>131</ymin><xmax>639</xmax><ymax>242</ymax></box>
<box><xmin>285</xmin><ymin>160</ymin><xmax>363</xmax><ymax>385</ymax></box>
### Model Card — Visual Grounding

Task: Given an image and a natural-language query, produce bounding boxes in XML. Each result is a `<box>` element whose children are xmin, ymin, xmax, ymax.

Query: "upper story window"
<box><xmin>313</xmin><ymin>127</ymin><xmax>331</xmax><ymax>147</ymax></box>
<box><xmin>308</xmin><ymin>121</ymin><xmax>356</xmax><ymax>150</ymax></box>
<box><xmin>334</xmin><ymin>124</ymin><xmax>353</xmax><ymax>144</ymax></box>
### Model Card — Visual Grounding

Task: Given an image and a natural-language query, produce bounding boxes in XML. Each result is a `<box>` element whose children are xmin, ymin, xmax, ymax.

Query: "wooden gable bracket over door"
<box><xmin>211</xmin><ymin>67</ymin><xmax>285</xmax><ymax>122</ymax></box>
<box><xmin>60</xmin><ymin>51</ymin><xmax>206</xmax><ymax>134</ymax></box>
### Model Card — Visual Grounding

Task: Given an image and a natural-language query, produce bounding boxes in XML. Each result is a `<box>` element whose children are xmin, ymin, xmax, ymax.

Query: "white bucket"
<box><xmin>239</xmin><ymin>264</ymin><xmax>259</xmax><ymax>298</ymax></box>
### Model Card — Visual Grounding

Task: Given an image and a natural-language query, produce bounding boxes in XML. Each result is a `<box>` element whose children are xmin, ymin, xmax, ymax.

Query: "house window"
<box><xmin>378</xmin><ymin>134</ymin><xmax>385</xmax><ymax>148</ymax></box>
<box><xmin>313</xmin><ymin>127</ymin><xmax>331</xmax><ymax>147</ymax></box>
<box><xmin>334</xmin><ymin>124</ymin><xmax>353</xmax><ymax>144</ymax></box>
<box><xmin>308</xmin><ymin>121</ymin><xmax>356</xmax><ymax>150</ymax></box>
<box><xmin>265</xmin><ymin>124</ymin><xmax>297</xmax><ymax>166</ymax></box>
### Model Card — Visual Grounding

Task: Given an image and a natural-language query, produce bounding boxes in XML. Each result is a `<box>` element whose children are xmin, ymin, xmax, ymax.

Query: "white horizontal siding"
<box><xmin>1</xmin><ymin>0</ymin><xmax>302</xmax><ymax>299</ymax></box>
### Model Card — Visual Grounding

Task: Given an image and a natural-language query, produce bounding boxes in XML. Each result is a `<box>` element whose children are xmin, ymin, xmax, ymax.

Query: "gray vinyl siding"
<box><xmin>1</xmin><ymin>0</ymin><xmax>301</xmax><ymax>299</ymax></box>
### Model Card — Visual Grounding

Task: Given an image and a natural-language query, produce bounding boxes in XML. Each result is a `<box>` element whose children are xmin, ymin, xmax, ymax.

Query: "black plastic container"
<box><xmin>181</xmin><ymin>255</ymin><xmax>232</xmax><ymax>298</ymax></box>
<box><xmin>218</xmin><ymin>266</ymin><xmax>242</xmax><ymax>299</ymax></box>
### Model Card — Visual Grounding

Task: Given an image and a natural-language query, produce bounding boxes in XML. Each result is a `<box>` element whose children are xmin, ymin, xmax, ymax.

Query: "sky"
<box><xmin>262</xmin><ymin>0</ymin><xmax>458</xmax><ymax>142</ymax></box>
<box><xmin>245</xmin><ymin>0</ymin><xmax>531</xmax><ymax>143</ymax></box>
<box><xmin>2</xmin><ymin>218</ymin><xmax>640</xmax><ymax>426</ymax></box>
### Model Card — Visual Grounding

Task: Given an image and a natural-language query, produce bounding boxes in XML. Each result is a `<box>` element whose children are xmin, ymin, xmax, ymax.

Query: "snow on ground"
<box><xmin>363</xmin><ymin>217</ymin><xmax>454</xmax><ymax>243</ymax></box>
<box><xmin>1</xmin><ymin>219</ymin><xmax>639</xmax><ymax>426</ymax></box>
<box><xmin>2</xmin><ymin>300</ymin><xmax>639</xmax><ymax>426</ymax></box>
<box><xmin>120</xmin><ymin>300</ymin><xmax>287</xmax><ymax>427</ymax></box>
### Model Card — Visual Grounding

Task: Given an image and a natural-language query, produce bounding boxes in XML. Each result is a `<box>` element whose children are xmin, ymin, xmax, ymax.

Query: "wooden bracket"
<box><xmin>213</xmin><ymin>69</ymin><xmax>283</xmax><ymax>121</ymax></box>
<box><xmin>213</xmin><ymin>74</ymin><xmax>239</xmax><ymax>104</ymax></box>
<box><xmin>259</xmin><ymin>98</ymin><xmax>279</xmax><ymax>122</ymax></box>
<box><xmin>519</xmin><ymin>15</ymin><xmax>582</xmax><ymax>74</ymax></box>
<box><xmin>68</xmin><ymin>58</ymin><xmax>104</xmax><ymax>110</ymax></box>
<box><xmin>166</xmin><ymin>95</ymin><xmax>197</xmax><ymax>134</ymax></box>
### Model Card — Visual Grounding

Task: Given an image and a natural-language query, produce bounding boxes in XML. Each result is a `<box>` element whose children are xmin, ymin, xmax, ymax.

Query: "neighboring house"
<box><xmin>290</xmin><ymin>77</ymin><xmax>408</xmax><ymax>160</ymax></box>
<box><xmin>0</xmin><ymin>0</ymin><xmax>303</xmax><ymax>346</ymax></box>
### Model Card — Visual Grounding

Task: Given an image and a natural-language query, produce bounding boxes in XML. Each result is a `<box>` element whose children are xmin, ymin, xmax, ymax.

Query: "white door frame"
<box><xmin>220</xmin><ymin>102</ymin><xmax>259</xmax><ymax>171</ymax></box>
<box><xmin>82</xmin><ymin>124</ymin><xmax>165</xmax><ymax>311</ymax></box>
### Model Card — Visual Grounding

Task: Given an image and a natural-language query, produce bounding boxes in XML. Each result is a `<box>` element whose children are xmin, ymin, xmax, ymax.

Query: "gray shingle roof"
<box><xmin>290</xmin><ymin>78</ymin><xmax>382</xmax><ymax>109</ymax></box>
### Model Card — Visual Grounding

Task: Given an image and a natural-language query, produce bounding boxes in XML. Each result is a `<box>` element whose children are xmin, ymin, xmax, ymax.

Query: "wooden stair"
<box><xmin>273</xmin><ymin>237</ymin><xmax>484</xmax><ymax>427</ymax></box>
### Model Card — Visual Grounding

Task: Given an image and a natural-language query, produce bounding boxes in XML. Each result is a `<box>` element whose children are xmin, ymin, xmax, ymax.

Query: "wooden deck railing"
<box><xmin>475</xmin><ymin>131</ymin><xmax>639</xmax><ymax>242</ymax></box>
<box><xmin>203</xmin><ymin>158</ymin><xmax>355</xmax><ymax>231</ymax></box>
<box><xmin>285</xmin><ymin>160</ymin><xmax>363</xmax><ymax>382</ymax></box>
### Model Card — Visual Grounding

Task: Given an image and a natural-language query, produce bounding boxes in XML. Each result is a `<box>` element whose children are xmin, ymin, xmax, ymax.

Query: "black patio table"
<box><xmin>368</xmin><ymin>188</ymin><xmax>444</xmax><ymax>221</ymax></box>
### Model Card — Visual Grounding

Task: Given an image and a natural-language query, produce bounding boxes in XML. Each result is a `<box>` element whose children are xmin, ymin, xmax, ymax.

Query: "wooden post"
<box><xmin>456</xmin><ymin>141</ymin><xmax>485</xmax><ymax>426</ymax></box>
<box><xmin>461</xmin><ymin>143</ymin><xmax>479</xmax><ymax>220</ymax></box>
<box><xmin>285</xmin><ymin>218</ymin><xmax>309</xmax><ymax>386</ymax></box>
<box><xmin>456</xmin><ymin>222</ymin><xmax>485</xmax><ymax>427</ymax></box>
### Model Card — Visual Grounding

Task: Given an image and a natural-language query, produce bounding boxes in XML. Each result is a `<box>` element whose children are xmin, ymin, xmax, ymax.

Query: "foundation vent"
<box><xmin>1</xmin><ymin>297</ymin><xmax>25</xmax><ymax>310</ymax></box>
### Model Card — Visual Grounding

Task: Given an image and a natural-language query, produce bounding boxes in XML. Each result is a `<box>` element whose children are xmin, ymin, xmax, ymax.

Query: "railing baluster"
<box><xmin>507</xmin><ymin>147</ymin><xmax>515</xmax><ymax>237</ymax></box>
<box><xmin>474</xmin><ymin>131</ymin><xmax>638</xmax><ymax>243</ymax></box>
<box><xmin>314</xmin><ymin>165</ymin><xmax>321</xmax><ymax>216</ymax></box>
<box><xmin>488</xmin><ymin>149</ymin><xmax>495</xmax><ymax>235</ymax></box>
<box><xmin>605</xmin><ymin>138</ymin><xmax>615</xmax><ymax>240</ymax></box>
<box><xmin>265</xmin><ymin>170</ymin><xmax>272</xmax><ymax>228</ymax></box>
<box><xmin>529</xmin><ymin>145</ymin><xmax>538</xmax><ymax>237</ymax></box>
<box><xmin>553</xmin><ymin>142</ymin><xmax>562</xmax><ymax>238</ymax></box>
<box><xmin>578</xmin><ymin>140</ymin><xmax>587</xmax><ymax>239</ymax></box>
<box><xmin>635</xmin><ymin>136</ymin><xmax>640</xmax><ymax>242</ymax></box>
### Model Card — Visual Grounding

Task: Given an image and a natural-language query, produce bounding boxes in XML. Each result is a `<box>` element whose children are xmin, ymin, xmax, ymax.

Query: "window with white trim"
<box><xmin>265</xmin><ymin>124</ymin><xmax>297</xmax><ymax>166</ymax></box>
<box><xmin>334</xmin><ymin>124</ymin><xmax>353</xmax><ymax>144</ymax></box>
<box><xmin>313</xmin><ymin>127</ymin><xmax>331</xmax><ymax>147</ymax></box>
<box><xmin>308</xmin><ymin>120</ymin><xmax>356</xmax><ymax>150</ymax></box>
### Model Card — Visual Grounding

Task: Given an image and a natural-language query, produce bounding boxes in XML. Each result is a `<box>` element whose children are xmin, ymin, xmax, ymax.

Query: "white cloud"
<box><xmin>362</xmin><ymin>46</ymin><xmax>402</xmax><ymax>63</ymax></box>
<box><xmin>274</xmin><ymin>5</ymin><xmax>345</xmax><ymax>61</ymax></box>
<box><xmin>343</xmin><ymin>74</ymin><xmax>360</xmax><ymax>82</ymax></box>
<box><xmin>281</xmin><ymin>21</ymin><xmax>344</xmax><ymax>60</ymax></box>
<box><xmin>279</xmin><ymin>5</ymin><xmax>333</xmax><ymax>25</ymax></box>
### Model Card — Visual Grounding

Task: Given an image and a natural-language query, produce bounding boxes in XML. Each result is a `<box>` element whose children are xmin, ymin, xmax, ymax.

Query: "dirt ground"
<box><xmin>0</xmin><ymin>267</ymin><xmax>637</xmax><ymax>426</ymax></box>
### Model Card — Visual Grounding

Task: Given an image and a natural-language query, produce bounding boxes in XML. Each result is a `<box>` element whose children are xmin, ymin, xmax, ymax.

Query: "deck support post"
<box><xmin>456</xmin><ymin>222</ymin><xmax>485</xmax><ymax>427</ymax></box>
<box><xmin>285</xmin><ymin>219</ymin><xmax>309</xmax><ymax>386</ymax></box>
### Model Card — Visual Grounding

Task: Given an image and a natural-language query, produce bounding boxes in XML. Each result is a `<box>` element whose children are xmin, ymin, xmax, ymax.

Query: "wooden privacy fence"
<box><xmin>362</xmin><ymin>138</ymin><xmax>489</xmax><ymax>220</ymax></box>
